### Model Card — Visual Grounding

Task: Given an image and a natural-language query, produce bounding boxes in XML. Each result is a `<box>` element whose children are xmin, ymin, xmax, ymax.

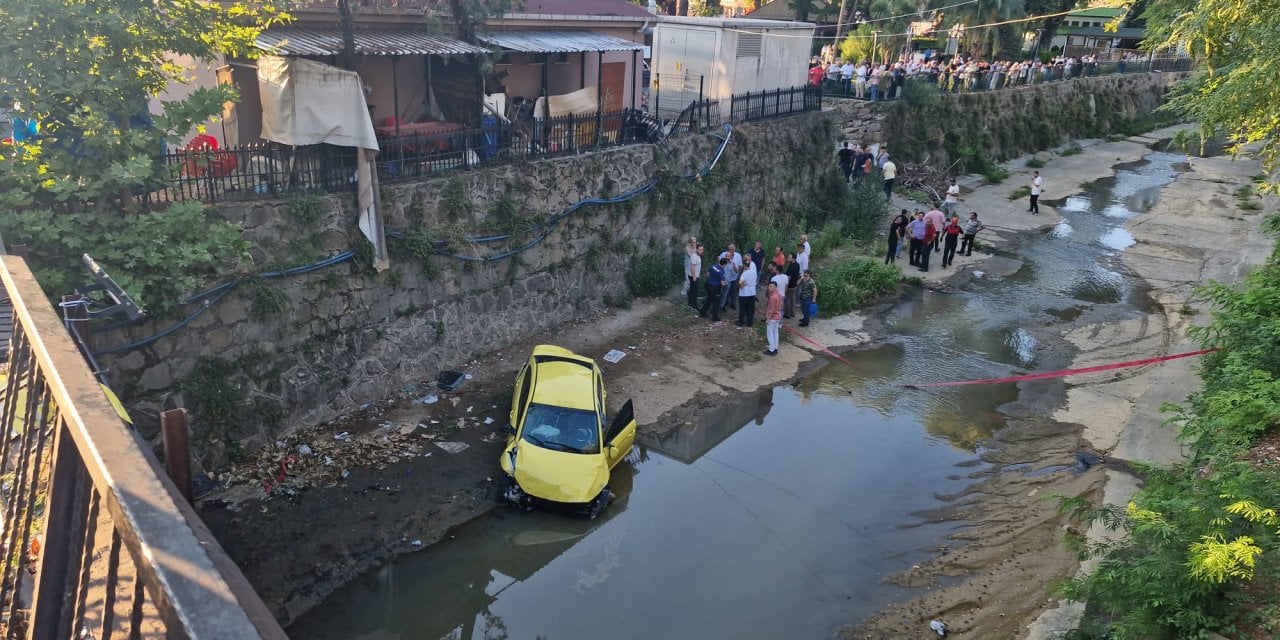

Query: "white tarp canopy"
<box><xmin>257</xmin><ymin>55</ymin><xmax>379</xmax><ymax>151</ymax></box>
<box><xmin>257</xmin><ymin>56</ymin><xmax>388</xmax><ymax>271</ymax></box>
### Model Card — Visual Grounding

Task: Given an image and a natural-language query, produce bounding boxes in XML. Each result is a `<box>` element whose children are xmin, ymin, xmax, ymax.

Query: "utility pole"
<box><xmin>835</xmin><ymin>0</ymin><xmax>850</xmax><ymax>41</ymax></box>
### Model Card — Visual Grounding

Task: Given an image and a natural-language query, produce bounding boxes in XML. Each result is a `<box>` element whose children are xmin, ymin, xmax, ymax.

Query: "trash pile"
<box><xmin>208</xmin><ymin>371</ymin><xmax>502</xmax><ymax>501</ymax></box>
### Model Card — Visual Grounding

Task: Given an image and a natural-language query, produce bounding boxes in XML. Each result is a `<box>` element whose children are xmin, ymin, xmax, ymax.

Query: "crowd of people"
<box><xmin>835</xmin><ymin>141</ymin><xmax>897</xmax><ymax>201</ymax></box>
<box><xmin>809</xmin><ymin>50</ymin><xmax>1153</xmax><ymax>99</ymax></box>
<box><xmin>886</xmin><ymin>208</ymin><xmax>986</xmax><ymax>272</ymax></box>
<box><xmin>682</xmin><ymin>237</ymin><xmax>819</xmax><ymax>357</ymax></box>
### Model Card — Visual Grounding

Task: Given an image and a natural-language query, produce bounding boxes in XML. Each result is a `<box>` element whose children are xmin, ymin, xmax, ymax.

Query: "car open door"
<box><xmin>604</xmin><ymin>399</ymin><xmax>637</xmax><ymax>469</ymax></box>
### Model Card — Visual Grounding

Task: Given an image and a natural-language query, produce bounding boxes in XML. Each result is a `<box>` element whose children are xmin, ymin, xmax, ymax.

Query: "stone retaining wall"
<box><xmin>101</xmin><ymin>115</ymin><xmax>837</xmax><ymax>463</ymax></box>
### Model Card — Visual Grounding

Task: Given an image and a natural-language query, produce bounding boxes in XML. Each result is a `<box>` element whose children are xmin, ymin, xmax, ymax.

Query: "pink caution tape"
<box><xmin>783</xmin><ymin>324</ymin><xmax>860</xmax><ymax>368</ymax></box>
<box><xmin>901</xmin><ymin>348</ymin><xmax>1218</xmax><ymax>388</ymax></box>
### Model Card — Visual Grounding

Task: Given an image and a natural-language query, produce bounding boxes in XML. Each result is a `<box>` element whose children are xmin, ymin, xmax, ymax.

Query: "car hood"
<box><xmin>513</xmin><ymin>444</ymin><xmax>609</xmax><ymax>504</ymax></box>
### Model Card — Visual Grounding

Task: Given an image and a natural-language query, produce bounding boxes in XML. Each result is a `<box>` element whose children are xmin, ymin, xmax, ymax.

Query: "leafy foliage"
<box><xmin>1140</xmin><ymin>0</ymin><xmax>1280</xmax><ymax>189</ymax></box>
<box><xmin>812</xmin><ymin>257</ymin><xmax>900</xmax><ymax>315</ymax></box>
<box><xmin>625</xmin><ymin>251</ymin><xmax>678</xmax><ymax>298</ymax></box>
<box><xmin>0</xmin><ymin>0</ymin><xmax>283</xmax><ymax>313</ymax></box>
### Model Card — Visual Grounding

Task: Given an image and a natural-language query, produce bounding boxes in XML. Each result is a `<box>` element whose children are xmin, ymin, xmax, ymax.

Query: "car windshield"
<box><xmin>521</xmin><ymin>403</ymin><xmax>600</xmax><ymax>454</ymax></box>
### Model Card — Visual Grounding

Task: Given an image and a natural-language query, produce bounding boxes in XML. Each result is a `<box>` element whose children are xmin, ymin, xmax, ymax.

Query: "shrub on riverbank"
<box><xmin>1062</xmin><ymin>213</ymin><xmax>1280</xmax><ymax>639</ymax></box>
<box><xmin>813</xmin><ymin>258</ymin><xmax>900</xmax><ymax>315</ymax></box>
<box><xmin>626</xmin><ymin>251</ymin><xmax>678</xmax><ymax>297</ymax></box>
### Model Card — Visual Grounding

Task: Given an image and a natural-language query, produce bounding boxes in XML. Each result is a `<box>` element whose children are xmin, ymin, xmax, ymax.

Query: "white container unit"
<box><xmin>650</xmin><ymin>16</ymin><xmax>815</xmax><ymax>122</ymax></box>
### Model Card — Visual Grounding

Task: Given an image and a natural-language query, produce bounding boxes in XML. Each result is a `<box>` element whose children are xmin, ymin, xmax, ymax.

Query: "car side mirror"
<box><xmin>501</xmin><ymin>424</ymin><xmax>516</xmax><ymax>435</ymax></box>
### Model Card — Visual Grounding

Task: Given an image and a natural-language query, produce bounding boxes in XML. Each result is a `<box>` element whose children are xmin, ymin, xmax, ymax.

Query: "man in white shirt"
<box><xmin>854</xmin><ymin>62</ymin><xmax>868</xmax><ymax>98</ymax></box>
<box><xmin>799</xmin><ymin>234</ymin><xmax>811</xmax><ymax>262</ymax></box>
<box><xmin>881</xmin><ymin>157</ymin><xmax>897</xmax><ymax>202</ymax></box>
<box><xmin>796</xmin><ymin>241</ymin><xmax>810</xmax><ymax>274</ymax></box>
<box><xmin>840</xmin><ymin>60</ymin><xmax>855</xmax><ymax>95</ymax></box>
<box><xmin>686</xmin><ymin>244</ymin><xmax>703</xmax><ymax>309</ymax></box>
<box><xmin>736</xmin><ymin>255</ymin><xmax>759</xmax><ymax>326</ymax></box>
<box><xmin>943</xmin><ymin>178</ymin><xmax>960</xmax><ymax>216</ymax></box>
<box><xmin>1029</xmin><ymin>171</ymin><xmax>1042</xmax><ymax>214</ymax></box>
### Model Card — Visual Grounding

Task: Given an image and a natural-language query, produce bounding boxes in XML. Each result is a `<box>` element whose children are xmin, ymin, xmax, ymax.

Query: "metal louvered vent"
<box><xmin>736</xmin><ymin>33</ymin><xmax>762</xmax><ymax>58</ymax></box>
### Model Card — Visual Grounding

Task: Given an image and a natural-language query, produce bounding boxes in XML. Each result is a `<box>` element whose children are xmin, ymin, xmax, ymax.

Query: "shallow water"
<box><xmin>287</xmin><ymin>153</ymin><xmax>1184</xmax><ymax>640</ymax></box>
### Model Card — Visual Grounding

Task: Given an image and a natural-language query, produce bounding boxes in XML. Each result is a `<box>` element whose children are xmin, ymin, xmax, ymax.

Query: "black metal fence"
<box><xmin>823</xmin><ymin>57</ymin><xmax>1195</xmax><ymax>101</ymax></box>
<box><xmin>146</xmin><ymin>109</ymin><xmax>662</xmax><ymax>203</ymax></box>
<box><xmin>0</xmin><ymin>255</ymin><xmax>287</xmax><ymax>639</ymax></box>
<box><xmin>729</xmin><ymin>85</ymin><xmax>823</xmax><ymax>123</ymax></box>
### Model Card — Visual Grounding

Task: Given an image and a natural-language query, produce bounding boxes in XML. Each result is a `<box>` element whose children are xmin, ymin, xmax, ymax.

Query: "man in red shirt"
<box><xmin>764</xmin><ymin>282</ymin><xmax>783</xmax><ymax>356</ymax></box>
<box><xmin>941</xmin><ymin>216</ymin><xmax>963</xmax><ymax>267</ymax></box>
<box><xmin>808</xmin><ymin>63</ymin><xmax>825</xmax><ymax>87</ymax></box>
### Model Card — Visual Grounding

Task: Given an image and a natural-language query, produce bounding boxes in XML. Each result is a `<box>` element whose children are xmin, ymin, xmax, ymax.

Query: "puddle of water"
<box><xmin>288</xmin><ymin>151</ymin><xmax>1188</xmax><ymax>640</ymax></box>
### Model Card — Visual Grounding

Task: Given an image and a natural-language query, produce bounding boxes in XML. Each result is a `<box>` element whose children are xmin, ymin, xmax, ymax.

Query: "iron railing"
<box><xmin>0</xmin><ymin>256</ymin><xmax>286</xmax><ymax>639</ymax></box>
<box><xmin>822</xmin><ymin>57</ymin><xmax>1195</xmax><ymax>101</ymax></box>
<box><xmin>146</xmin><ymin>109</ymin><xmax>655</xmax><ymax>204</ymax></box>
<box><xmin>729</xmin><ymin>85</ymin><xmax>823</xmax><ymax>123</ymax></box>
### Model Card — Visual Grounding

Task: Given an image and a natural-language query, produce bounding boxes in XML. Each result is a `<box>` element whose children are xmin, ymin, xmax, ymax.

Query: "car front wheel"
<box><xmin>585</xmin><ymin>487</ymin><xmax>614</xmax><ymax>520</ymax></box>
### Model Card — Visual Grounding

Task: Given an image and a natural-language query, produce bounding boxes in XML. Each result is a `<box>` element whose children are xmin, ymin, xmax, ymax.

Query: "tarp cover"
<box><xmin>537</xmin><ymin>86</ymin><xmax>599</xmax><ymax>119</ymax></box>
<box><xmin>257</xmin><ymin>56</ymin><xmax>379</xmax><ymax>151</ymax></box>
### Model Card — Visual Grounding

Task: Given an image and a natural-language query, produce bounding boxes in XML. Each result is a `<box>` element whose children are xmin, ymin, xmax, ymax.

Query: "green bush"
<box><xmin>813</xmin><ymin>257</ymin><xmax>900</xmax><ymax>315</ymax></box>
<box><xmin>842</xmin><ymin>177</ymin><xmax>890</xmax><ymax>239</ymax></box>
<box><xmin>1059</xmin><ymin>144</ymin><xmax>1085</xmax><ymax>156</ymax></box>
<box><xmin>1026</xmin><ymin>157</ymin><xmax>1048</xmax><ymax>169</ymax></box>
<box><xmin>626</xmin><ymin>251</ymin><xmax>677</xmax><ymax>298</ymax></box>
<box><xmin>983</xmin><ymin>166</ymin><xmax>1011</xmax><ymax>184</ymax></box>
<box><xmin>1009</xmin><ymin>186</ymin><xmax>1032</xmax><ymax>201</ymax></box>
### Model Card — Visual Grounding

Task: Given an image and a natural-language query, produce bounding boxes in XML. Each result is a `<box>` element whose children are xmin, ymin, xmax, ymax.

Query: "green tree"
<box><xmin>0</xmin><ymin>1</ymin><xmax>285</xmax><ymax>312</ymax></box>
<box><xmin>1141</xmin><ymin>0</ymin><xmax>1280</xmax><ymax>187</ymax></box>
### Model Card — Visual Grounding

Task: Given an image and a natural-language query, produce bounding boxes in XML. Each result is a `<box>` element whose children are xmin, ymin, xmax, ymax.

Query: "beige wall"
<box><xmin>152</xmin><ymin>54</ymin><xmax>229</xmax><ymax>149</ymax></box>
<box><xmin>355</xmin><ymin>56</ymin><xmax>431</xmax><ymax>126</ymax></box>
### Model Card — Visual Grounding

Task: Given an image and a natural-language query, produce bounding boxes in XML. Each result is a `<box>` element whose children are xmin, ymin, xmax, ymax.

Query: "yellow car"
<box><xmin>499</xmin><ymin>345</ymin><xmax>637</xmax><ymax>518</ymax></box>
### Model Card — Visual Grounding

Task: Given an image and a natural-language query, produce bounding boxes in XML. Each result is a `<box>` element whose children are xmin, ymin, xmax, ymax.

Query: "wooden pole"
<box><xmin>161</xmin><ymin>409</ymin><xmax>193</xmax><ymax>503</ymax></box>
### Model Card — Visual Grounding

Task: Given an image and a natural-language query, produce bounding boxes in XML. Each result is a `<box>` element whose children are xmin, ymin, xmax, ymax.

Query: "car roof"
<box><xmin>530</xmin><ymin>347</ymin><xmax>598</xmax><ymax>412</ymax></box>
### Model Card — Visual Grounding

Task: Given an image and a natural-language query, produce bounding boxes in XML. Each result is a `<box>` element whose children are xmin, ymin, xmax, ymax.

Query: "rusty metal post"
<box><xmin>160</xmin><ymin>409</ymin><xmax>193</xmax><ymax>503</ymax></box>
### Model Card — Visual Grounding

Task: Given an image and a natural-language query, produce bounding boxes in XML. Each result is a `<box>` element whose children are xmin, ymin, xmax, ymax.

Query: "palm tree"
<box><xmin>952</xmin><ymin>0</ymin><xmax>1025</xmax><ymax>58</ymax></box>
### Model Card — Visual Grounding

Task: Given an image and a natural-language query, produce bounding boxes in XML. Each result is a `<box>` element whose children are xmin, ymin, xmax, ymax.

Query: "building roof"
<box><xmin>285</xmin><ymin>0</ymin><xmax>653</xmax><ymax>19</ymax></box>
<box><xmin>1067</xmin><ymin>7</ymin><xmax>1127</xmax><ymax>18</ymax></box>
<box><xmin>656</xmin><ymin>15</ymin><xmax>816</xmax><ymax>29</ymax></box>
<box><xmin>514</xmin><ymin>0</ymin><xmax>653</xmax><ymax>18</ymax></box>
<box><xmin>255</xmin><ymin>26</ymin><xmax>487</xmax><ymax>56</ymax></box>
<box><xmin>1058</xmin><ymin>25</ymin><xmax>1145</xmax><ymax>39</ymax></box>
<box><xmin>478</xmin><ymin>29</ymin><xmax>645</xmax><ymax>53</ymax></box>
